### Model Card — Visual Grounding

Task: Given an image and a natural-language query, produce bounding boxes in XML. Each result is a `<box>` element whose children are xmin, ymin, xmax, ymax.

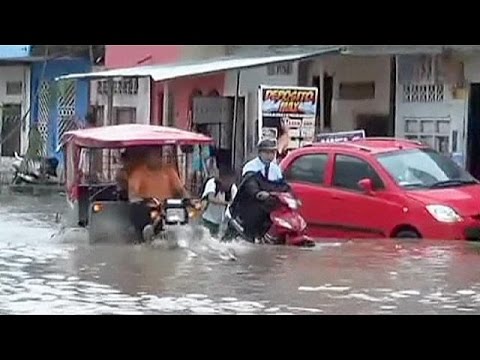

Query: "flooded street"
<box><xmin>1</xmin><ymin>193</ymin><xmax>480</xmax><ymax>315</ymax></box>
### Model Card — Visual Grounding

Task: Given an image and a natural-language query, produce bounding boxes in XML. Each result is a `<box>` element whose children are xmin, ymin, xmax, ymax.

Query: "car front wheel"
<box><xmin>394</xmin><ymin>229</ymin><xmax>422</xmax><ymax>239</ymax></box>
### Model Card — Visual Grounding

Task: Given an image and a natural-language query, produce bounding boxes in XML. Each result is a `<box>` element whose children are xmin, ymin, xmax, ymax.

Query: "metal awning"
<box><xmin>55</xmin><ymin>47</ymin><xmax>342</xmax><ymax>82</ymax></box>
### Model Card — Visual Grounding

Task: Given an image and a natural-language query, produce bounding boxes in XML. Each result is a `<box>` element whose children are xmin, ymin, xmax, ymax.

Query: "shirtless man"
<box><xmin>127</xmin><ymin>147</ymin><xmax>188</xmax><ymax>203</ymax></box>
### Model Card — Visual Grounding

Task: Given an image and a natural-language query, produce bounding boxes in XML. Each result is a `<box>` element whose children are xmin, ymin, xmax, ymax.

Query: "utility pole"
<box><xmin>89</xmin><ymin>45</ymin><xmax>94</xmax><ymax>64</ymax></box>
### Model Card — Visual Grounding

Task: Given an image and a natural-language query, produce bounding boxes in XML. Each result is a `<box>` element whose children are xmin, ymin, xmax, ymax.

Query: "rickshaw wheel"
<box><xmin>164</xmin><ymin>228</ymin><xmax>180</xmax><ymax>249</ymax></box>
<box><xmin>142</xmin><ymin>225</ymin><xmax>155</xmax><ymax>243</ymax></box>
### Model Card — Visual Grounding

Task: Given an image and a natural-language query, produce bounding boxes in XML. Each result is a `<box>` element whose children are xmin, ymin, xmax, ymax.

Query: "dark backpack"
<box><xmin>200</xmin><ymin>177</ymin><xmax>234</xmax><ymax>202</ymax></box>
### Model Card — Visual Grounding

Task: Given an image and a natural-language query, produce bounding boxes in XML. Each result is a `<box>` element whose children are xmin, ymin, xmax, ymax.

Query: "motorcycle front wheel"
<box><xmin>142</xmin><ymin>225</ymin><xmax>155</xmax><ymax>243</ymax></box>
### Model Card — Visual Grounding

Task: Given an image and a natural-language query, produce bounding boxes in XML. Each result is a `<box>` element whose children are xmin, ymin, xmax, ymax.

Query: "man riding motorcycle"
<box><xmin>121</xmin><ymin>147</ymin><xmax>191</xmax><ymax>242</ymax></box>
<box><xmin>228</xmin><ymin>139</ymin><xmax>290</xmax><ymax>243</ymax></box>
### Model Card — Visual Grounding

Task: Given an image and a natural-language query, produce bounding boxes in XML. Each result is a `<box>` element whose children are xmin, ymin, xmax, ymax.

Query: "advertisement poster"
<box><xmin>258</xmin><ymin>85</ymin><xmax>319</xmax><ymax>150</ymax></box>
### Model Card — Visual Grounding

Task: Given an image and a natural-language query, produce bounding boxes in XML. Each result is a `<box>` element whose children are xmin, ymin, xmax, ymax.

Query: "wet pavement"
<box><xmin>1</xmin><ymin>193</ymin><xmax>480</xmax><ymax>315</ymax></box>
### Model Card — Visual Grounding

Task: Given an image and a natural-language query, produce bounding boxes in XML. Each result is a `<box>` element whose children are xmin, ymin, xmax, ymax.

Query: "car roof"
<box><xmin>301</xmin><ymin>137</ymin><xmax>428</xmax><ymax>156</ymax></box>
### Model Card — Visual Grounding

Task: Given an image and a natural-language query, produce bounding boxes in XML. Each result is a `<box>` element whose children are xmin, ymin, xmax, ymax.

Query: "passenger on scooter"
<box><xmin>201</xmin><ymin>167</ymin><xmax>238</xmax><ymax>237</ymax></box>
<box><xmin>229</xmin><ymin>140</ymin><xmax>290</xmax><ymax>242</ymax></box>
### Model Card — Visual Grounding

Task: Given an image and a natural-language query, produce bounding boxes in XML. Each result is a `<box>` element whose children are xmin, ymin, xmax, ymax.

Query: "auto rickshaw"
<box><xmin>63</xmin><ymin>124</ymin><xmax>213</xmax><ymax>244</ymax></box>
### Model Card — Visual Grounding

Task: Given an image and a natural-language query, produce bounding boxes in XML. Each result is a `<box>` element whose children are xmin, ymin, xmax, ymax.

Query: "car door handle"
<box><xmin>331</xmin><ymin>195</ymin><xmax>343</xmax><ymax>200</ymax></box>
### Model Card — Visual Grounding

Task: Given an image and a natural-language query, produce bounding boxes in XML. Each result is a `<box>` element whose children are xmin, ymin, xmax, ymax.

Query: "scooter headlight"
<box><xmin>299</xmin><ymin>216</ymin><xmax>307</xmax><ymax>231</ymax></box>
<box><xmin>150</xmin><ymin>210</ymin><xmax>160</xmax><ymax>220</ymax></box>
<box><xmin>284</xmin><ymin>197</ymin><xmax>299</xmax><ymax>210</ymax></box>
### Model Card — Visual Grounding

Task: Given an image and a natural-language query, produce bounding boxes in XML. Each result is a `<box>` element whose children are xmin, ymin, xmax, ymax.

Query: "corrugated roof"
<box><xmin>228</xmin><ymin>45</ymin><xmax>480</xmax><ymax>56</ymax></box>
<box><xmin>344</xmin><ymin>45</ymin><xmax>480</xmax><ymax>55</ymax></box>
<box><xmin>55</xmin><ymin>47</ymin><xmax>342</xmax><ymax>82</ymax></box>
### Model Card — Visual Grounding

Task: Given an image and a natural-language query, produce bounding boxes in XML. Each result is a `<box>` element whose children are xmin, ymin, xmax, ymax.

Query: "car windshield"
<box><xmin>376</xmin><ymin>149</ymin><xmax>478</xmax><ymax>190</ymax></box>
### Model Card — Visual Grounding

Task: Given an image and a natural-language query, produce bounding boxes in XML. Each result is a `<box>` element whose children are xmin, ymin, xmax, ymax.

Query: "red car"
<box><xmin>280</xmin><ymin>138</ymin><xmax>480</xmax><ymax>241</ymax></box>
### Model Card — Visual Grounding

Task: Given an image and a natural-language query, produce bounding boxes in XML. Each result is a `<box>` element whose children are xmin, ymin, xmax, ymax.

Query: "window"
<box><xmin>267</xmin><ymin>63</ymin><xmax>293</xmax><ymax>76</ymax></box>
<box><xmin>90</xmin><ymin>105</ymin><xmax>105</xmax><ymax>126</ymax></box>
<box><xmin>114</xmin><ymin>107</ymin><xmax>136</xmax><ymax>125</ymax></box>
<box><xmin>333</xmin><ymin>155</ymin><xmax>384</xmax><ymax>191</ymax></box>
<box><xmin>1</xmin><ymin>104</ymin><xmax>22</xmax><ymax>157</ymax></box>
<box><xmin>97</xmin><ymin>78</ymin><xmax>139</xmax><ymax>95</ymax></box>
<box><xmin>285</xmin><ymin>154</ymin><xmax>328</xmax><ymax>185</ymax></box>
<box><xmin>189</xmin><ymin>89</ymin><xmax>203</xmax><ymax>110</ymax></box>
<box><xmin>402</xmin><ymin>84</ymin><xmax>445</xmax><ymax>103</ymax></box>
<box><xmin>338</xmin><ymin>82</ymin><xmax>375</xmax><ymax>100</ymax></box>
<box><xmin>377</xmin><ymin>149</ymin><xmax>476</xmax><ymax>189</ymax></box>
<box><xmin>6</xmin><ymin>81</ymin><xmax>22</xmax><ymax>96</ymax></box>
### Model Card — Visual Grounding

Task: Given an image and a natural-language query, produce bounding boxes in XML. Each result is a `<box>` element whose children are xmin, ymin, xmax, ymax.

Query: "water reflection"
<box><xmin>1</xmin><ymin>194</ymin><xmax>480</xmax><ymax>314</ymax></box>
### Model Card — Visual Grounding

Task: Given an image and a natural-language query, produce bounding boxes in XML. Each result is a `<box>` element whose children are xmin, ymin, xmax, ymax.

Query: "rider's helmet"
<box><xmin>257</xmin><ymin>139</ymin><xmax>278</xmax><ymax>152</ymax></box>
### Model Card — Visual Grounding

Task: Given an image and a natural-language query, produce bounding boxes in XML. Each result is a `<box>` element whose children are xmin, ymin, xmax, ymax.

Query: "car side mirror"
<box><xmin>358</xmin><ymin>178</ymin><xmax>375</xmax><ymax>195</ymax></box>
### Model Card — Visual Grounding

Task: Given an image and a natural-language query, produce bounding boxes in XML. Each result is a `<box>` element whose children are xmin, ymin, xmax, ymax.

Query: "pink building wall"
<box><xmin>105</xmin><ymin>45</ymin><xmax>225</xmax><ymax>128</ymax></box>
<box><xmin>152</xmin><ymin>74</ymin><xmax>225</xmax><ymax>128</ymax></box>
<box><xmin>105</xmin><ymin>45</ymin><xmax>182</xmax><ymax>69</ymax></box>
<box><xmin>172</xmin><ymin>74</ymin><xmax>225</xmax><ymax>129</ymax></box>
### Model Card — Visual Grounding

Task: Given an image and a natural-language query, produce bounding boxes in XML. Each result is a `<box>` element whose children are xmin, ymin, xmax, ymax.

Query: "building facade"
<box><xmin>0</xmin><ymin>46</ymin><xmax>33</xmax><ymax>181</ymax></box>
<box><xmin>0</xmin><ymin>64</ymin><xmax>31</xmax><ymax>158</ymax></box>
<box><xmin>90</xmin><ymin>74</ymin><xmax>151</xmax><ymax>126</ymax></box>
<box><xmin>97</xmin><ymin>45</ymin><xmax>227</xmax><ymax>128</ymax></box>
<box><xmin>30</xmin><ymin>58</ymin><xmax>91</xmax><ymax>158</ymax></box>
<box><xmin>88</xmin><ymin>45</ymin><xmax>480</xmax><ymax>172</ymax></box>
<box><xmin>0</xmin><ymin>46</ymin><xmax>32</xmax><ymax>158</ymax></box>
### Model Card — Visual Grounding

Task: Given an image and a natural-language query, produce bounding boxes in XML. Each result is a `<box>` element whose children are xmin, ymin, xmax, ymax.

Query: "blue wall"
<box><xmin>0</xmin><ymin>45</ymin><xmax>31</xmax><ymax>59</ymax></box>
<box><xmin>30</xmin><ymin>58</ymin><xmax>91</xmax><ymax>159</ymax></box>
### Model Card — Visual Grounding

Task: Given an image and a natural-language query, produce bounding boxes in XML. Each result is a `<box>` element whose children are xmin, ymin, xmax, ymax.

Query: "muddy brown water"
<box><xmin>1</xmin><ymin>193</ymin><xmax>480</xmax><ymax>315</ymax></box>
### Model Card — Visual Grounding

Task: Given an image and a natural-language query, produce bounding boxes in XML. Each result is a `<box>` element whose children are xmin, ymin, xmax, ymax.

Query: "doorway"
<box><xmin>157</xmin><ymin>92</ymin><xmax>164</xmax><ymax>125</ymax></box>
<box><xmin>192</xmin><ymin>96</ymin><xmax>246</xmax><ymax>171</ymax></box>
<box><xmin>230</xmin><ymin>96</ymin><xmax>245</xmax><ymax>170</ymax></box>
<box><xmin>1</xmin><ymin>104</ymin><xmax>22</xmax><ymax>157</ymax></box>
<box><xmin>323</xmin><ymin>73</ymin><xmax>333</xmax><ymax>130</ymax></box>
<box><xmin>467</xmin><ymin>83</ymin><xmax>480</xmax><ymax>178</ymax></box>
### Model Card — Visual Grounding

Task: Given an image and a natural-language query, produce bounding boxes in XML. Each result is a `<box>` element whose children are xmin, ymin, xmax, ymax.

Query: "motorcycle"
<box><xmin>11</xmin><ymin>153</ymin><xmax>59</xmax><ymax>185</ymax></box>
<box><xmin>138</xmin><ymin>197</ymin><xmax>201</xmax><ymax>244</ymax></box>
<box><xmin>225</xmin><ymin>191</ymin><xmax>315</xmax><ymax>248</ymax></box>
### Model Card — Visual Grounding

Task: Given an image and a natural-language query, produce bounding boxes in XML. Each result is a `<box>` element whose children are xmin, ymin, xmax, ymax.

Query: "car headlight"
<box><xmin>426</xmin><ymin>205</ymin><xmax>463</xmax><ymax>223</ymax></box>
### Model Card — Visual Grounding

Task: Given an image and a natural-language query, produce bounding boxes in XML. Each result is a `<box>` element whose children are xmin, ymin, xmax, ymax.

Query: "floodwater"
<box><xmin>1</xmin><ymin>193</ymin><xmax>480</xmax><ymax>315</ymax></box>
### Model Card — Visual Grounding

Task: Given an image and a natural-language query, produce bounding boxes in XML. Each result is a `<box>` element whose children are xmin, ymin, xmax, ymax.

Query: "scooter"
<box><xmin>11</xmin><ymin>153</ymin><xmax>59</xmax><ymax>185</ymax></box>
<box><xmin>225</xmin><ymin>192</ymin><xmax>316</xmax><ymax>248</ymax></box>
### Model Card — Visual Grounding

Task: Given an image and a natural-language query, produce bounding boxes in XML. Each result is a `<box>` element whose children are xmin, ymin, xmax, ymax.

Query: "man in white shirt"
<box><xmin>228</xmin><ymin>140</ymin><xmax>288</xmax><ymax>241</ymax></box>
<box><xmin>242</xmin><ymin>139</ymin><xmax>284</xmax><ymax>182</ymax></box>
